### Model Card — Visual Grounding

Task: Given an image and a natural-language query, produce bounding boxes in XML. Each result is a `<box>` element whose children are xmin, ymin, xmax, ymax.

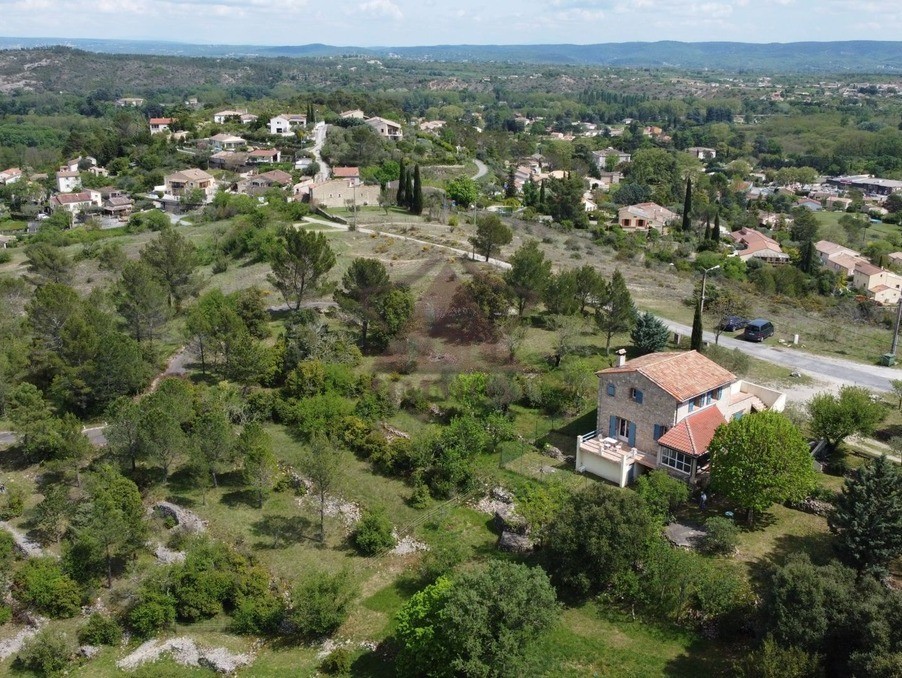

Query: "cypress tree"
<box><xmin>704</xmin><ymin>215</ymin><xmax>711</xmax><ymax>240</ymax></box>
<box><xmin>405</xmin><ymin>171</ymin><xmax>414</xmax><ymax>210</ymax></box>
<box><xmin>690</xmin><ymin>298</ymin><xmax>704</xmax><ymax>352</ymax></box>
<box><xmin>396</xmin><ymin>160</ymin><xmax>407</xmax><ymax>206</ymax></box>
<box><xmin>505</xmin><ymin>166</ymin><xmax>517</xmax><ymax>199</ymax></box>
<box><xmin>681</xmin><ymin>177</ymin><xmax>692</xmax><ymax>232</ymax></box>
<box><xmin>712</xmin><ymin>210</ymin><xmax>720</xmax><ymax>241</ymax></box>
<box><xmin>411</xmin><ymin>165</ymin><xmax>424</xmax><ymax>215</ymax></box>
<box><xmin>539</xmin><ymin>180</ymin><xmax>546</xmax><ymax>211</ymax></box>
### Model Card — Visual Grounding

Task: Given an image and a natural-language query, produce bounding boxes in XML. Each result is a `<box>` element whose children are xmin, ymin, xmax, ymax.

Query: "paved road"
<box><xmin>661</xmin><ymin>319</ymin><xmax>897</xmax><ymax>393</ymax></box>
<box><xmin>311</xmin><ymin>122</ymin><xmax>329</xmax><ymax>183</ymax></box>
<box><xmin>471</xmin><ymin>158</ymin><xmax>489</xmax><ymax>180</ymax></box>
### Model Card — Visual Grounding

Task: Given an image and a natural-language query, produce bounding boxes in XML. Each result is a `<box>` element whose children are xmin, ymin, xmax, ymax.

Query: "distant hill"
<box><xmin>1</xmin><ymin>37</ymin><xmax>902</xmax><ymax>72</ymax></box>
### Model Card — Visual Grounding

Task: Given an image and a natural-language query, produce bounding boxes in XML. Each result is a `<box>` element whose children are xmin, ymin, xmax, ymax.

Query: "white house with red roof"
<box><xmin>149</xmin><ymin>118</ymin><xmax>175</xmax><ymax>135</ymax></box>
<box><xmin>49</xmin><ymin>190</ymin><xmax>102</xmax><ymax>214</ymax></box>
<box><xmin>0</xmin><ymin>168</ymin><xmax>23</xmax><ymax>185</ymax></box>
<box><xmin>331</xmin><ymin>167</ymin><xmax>361</xmax><ymax>185</ymax></box>
<box><xmin>575</xmin><ymin>350</ymin><xmax>785</xmax><ymax>487</ymax></box>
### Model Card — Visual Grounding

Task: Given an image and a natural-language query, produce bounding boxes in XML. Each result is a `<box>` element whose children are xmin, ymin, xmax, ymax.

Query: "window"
<box><xmin>618</xmin><ymin>417</ymin><xmax>630</xmax><ymax>439</ymax></box>
<box><xmin>661</xmin><ymin>448</ymin><xmax>692</xmax><ymax>475</ymax></box>
<box><xmin>653</xmin><ymin>424</ymin><xmax>669</xmax><ymax>441</ymax></box>
<box><xmin>606</xmin><ymin>383</ymin><xmax>616</xmax><ymax>397</ymax></box>
<box><xmin>629</xmin><ymin>388</ymin><xmax>644</xmax><ymax>404</ymax></box>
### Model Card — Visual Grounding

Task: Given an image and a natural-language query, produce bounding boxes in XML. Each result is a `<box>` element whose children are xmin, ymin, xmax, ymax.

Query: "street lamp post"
<box><xmin>700</xmin><ymin>264</ymin><xmax>720</xmax><ymax>317</ymax></box>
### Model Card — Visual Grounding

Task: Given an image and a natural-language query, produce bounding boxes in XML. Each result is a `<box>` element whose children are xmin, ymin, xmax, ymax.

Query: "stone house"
<box><xmin>617</xmin><ymin>202</ymin><xmax>677</xmax><ymax>233</ymax></box>
<box><xmin>575</xmin><ymin>350</ymin><xmax>785</xmax><ymax>487</ymax></box>
<box><xmin>853</xmin><ymin>262</ymin><xmax>902</xmax><ymax>306</ymax></box>
<box><xmin>365</xmin><ymin>116</ymin><xmax>403</xmax><ymax>141</ymax></box>
<box><xmin>164</xmin><ymin>169</ymin><xmax>217</xmax><ymax>202</ymax></box>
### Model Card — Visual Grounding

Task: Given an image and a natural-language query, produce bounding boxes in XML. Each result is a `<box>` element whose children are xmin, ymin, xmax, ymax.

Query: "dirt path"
<box><xmin>0</xmin><ymin>520</ymin><xmax>44</xmax><ymax>558</ymax></box>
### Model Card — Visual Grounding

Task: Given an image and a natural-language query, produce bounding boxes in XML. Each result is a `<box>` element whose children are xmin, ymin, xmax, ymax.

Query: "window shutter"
<box><xmin>609</xmin><ymin>416</ymin><xmax>617</xmax><ymax>438</ymax></box>
<box><xmin>716</xmin><ymin>387</ymin><xmax>723</xmax><ymax>400</ymax></box>
<box><xmin>607</xmin><ymin>383</ymin><xmax>616</xmax><ymax>397</ymax></box>
<box><xmin>628</xmin><ymin>422</ymin><xmax>637</xmax><ymax>447</ymax></box>
<box><xmin>653</xmin><ymin>424</ymin><xmax>662</xmax><ymax>441</ymax></box>
<box><xmin>635</xmin><ymin>389</ymin><xmax>644</xmax><ymax>404</ymax></box>
<box><xmin>688</xmin><ymin>400</ymin><xmax>694</xmax><ymax>412</ymax></box>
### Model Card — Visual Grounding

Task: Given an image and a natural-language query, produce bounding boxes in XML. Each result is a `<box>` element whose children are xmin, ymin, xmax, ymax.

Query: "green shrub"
<box><xmin>634</xmin><ymin>470</ymin><xmax>689</xmax><ymax>521</ymax></box>
<box><xmin>78</xmin><ymin>613</ymin><xmax>123</xmax><ymax>646</ymax></box>
<box><xmin>0</xmin><ymin>604</ymin><xmax>12</xmax><ymax>625</ymax></box>
<box><xmin>128</xmin><ymin>590</ymin><xmax>176</xmax><ymax>638</ymax></box>
<box><xmin>704</xmin><ymin>344</ymin><xmax>750</xmax><ymax>376</ymax></box>
<box><xmin>353</xmin><ymin>508</ymin><xmax>396</xmax><ymax>556</ymax></box>
<box><xmin>0</xmin><ymin>250</ymin><xmax>11</xmax><ymax>264</ymax></box>
<box><xmin>230</xmin><ymin>593</ymin><xmax>285</xmax><ymax>635</ymax></box>
<box><xmin>0</xmin><ymin>484</ymin><xmax>25</xmax><ymax>519</ymax></box>
<box><xmin>16</xmin><ymin>629</ymin><xmax>75</xmax><ymax>676</ymax></box>
<box><xmin>320</xmin><ymin>646</ymin><xmax>352</xmax><ymax>675</ymax></box>
<box><xmin>702</xmin><ymin>517</ymin><xmax>740</xmax><ymax>556</ymax></box>
<box><xmin>288</xmin><ymin>570</ymin><xmax>358</xmax><ymax>639</ymax></box>
<box><xmin>12</xmin><ymin>558</ymin><xmax>82</xmax><ymax>618</ymax></box>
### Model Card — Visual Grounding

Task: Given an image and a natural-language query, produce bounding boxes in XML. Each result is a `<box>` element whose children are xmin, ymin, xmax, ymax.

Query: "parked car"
<box><xmin>720</xmin><ymin>316</ymin><xmax>748</xmax><ymax>332</ymax></box>
<box><xmin>743</xmin><ymin>318</ymin><xmax>775</xmax><ymax>342</ymax></box>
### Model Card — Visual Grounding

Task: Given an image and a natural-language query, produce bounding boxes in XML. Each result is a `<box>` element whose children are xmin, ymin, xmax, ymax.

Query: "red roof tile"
<box><xmin>598</xmin><ymin>350</ymin><xmax>735</xmax><ymax>402</ymax></box>
<box><xmin>332</xmin><ymin>167</ymin><xmax>360</xmax><ymax>178</ymax></box>
<box><xmin>658</xmin><ymin>405</ymin><xmax>726</xmax><ymax>457</ymax></box>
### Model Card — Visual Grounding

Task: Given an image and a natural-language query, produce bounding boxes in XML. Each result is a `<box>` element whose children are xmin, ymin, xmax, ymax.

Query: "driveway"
<box><xmin>471</xmin><ymin>158</ymin><xmax>489</xmax><ymax>180</ymax></box>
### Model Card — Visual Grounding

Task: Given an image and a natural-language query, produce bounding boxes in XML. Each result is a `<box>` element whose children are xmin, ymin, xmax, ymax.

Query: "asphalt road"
<box><xmin>661</xmin><ymin>319</ymin><xmax>897</xmax><ymax>393</ymax></box>
<box><xmin>471</xmin><ymin>158</ymin><xmax>489</xmax><ymax>180</ymax></box>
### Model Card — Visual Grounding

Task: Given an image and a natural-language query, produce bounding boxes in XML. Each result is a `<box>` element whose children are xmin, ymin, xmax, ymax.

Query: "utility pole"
<box><xmin>891</xmin><ymin>297</ymin><xmax>902</xmax><ymax>356</ymax></box>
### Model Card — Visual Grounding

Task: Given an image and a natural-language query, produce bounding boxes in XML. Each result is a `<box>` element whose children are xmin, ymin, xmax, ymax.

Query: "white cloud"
<box><xmin>359</xmin><ymin>0</ymin><xmax>403</xmax><ymax>20</ymax></box>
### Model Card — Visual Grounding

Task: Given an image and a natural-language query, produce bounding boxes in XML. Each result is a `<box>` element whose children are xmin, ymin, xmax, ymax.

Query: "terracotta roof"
<box><xmin>658</xmin><ymin>405</ymin><xmax>726</xmax><ymax>457</ymax></box>
<box><xmin>597</xmin><ymin>350</ymin><xmax>735</xmax><ymax>402</ymax></box>
<box><xmin>257</xmin><ymin>170</ymin><xmax>292</xmax><ymax>185</ymax></box>
<box><xmin>51</xmin><ymin>191</ymin><xmax>94</xmax><ymax>205</ymax></box>
<box><xmin>149</xmin><ymin>117</ymin><xmax>174</xmax><ymax>125</ymax></box>
<box><xmin>56</xmin><ymin>170</ymin><xmax>79</xmax><ymax>178</ymax></box>
<box><xmin>167</xmin><ymin>168</ymin><xmax>214</xmax><ymax>182</ymax></box>
<box><xmin>870</xmin><ymin>284</ymin><xmax>892</xmax><ymax>293</ymax></box>
<box><xmin>332</xmin><ymin>167</ymin><xmax>360</xmax><ymax>178</ymax></box>
<box><xmin>248</xmin><ymin>148</ymin><xmax>278</xmax><ymax>157</ymax></box>
<box><xmin>854</xmin><ymin>261</ymin><xmax>883</xmax><ymax>276</ymax></box>
<box><xmin>815</xmin><ymin>240</ymin><xmax>855</xmax><ymax>256</ymax></box>
<box><xmin>830</xmin><ymin>252</ymin><xmax>867</xmax><ymax>272</ymax></box>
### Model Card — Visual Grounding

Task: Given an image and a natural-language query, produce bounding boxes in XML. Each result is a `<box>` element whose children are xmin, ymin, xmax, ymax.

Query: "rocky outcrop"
<box><xmin>116</xmin><ymin>637</ymin><xmax>253</xmax><ymax>673</ymax></box>
<box><xmin>151</xmin><ymin>502</ymin><xmax>206</xmax><ymax>534</ymax></box>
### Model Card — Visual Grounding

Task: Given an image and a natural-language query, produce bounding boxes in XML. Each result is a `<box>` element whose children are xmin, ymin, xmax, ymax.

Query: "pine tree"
<box><xmin>396</xmin><ymin>160</ymin><xmax>407</xmax><ymax>206</ymax></box>
<box><xmin>505</xmin><ymin>166</ymin><xmax>517</xmax><ymax>199</ymax></box>
<box><xmin>410</xmin><ymin>165</ymin><xmax>423</xmax><ymax>215</ymax></box>
<box><xmin>829</xmin><ymin>455</ymin><xmax>902</xmax><ymax>576</ymax></box>
<box><xmin>630</xmin><ymin>312</ymin><xmax>670</xmax><ymax>355</ymax></box>
<box><xmin>681</xmin><ymin>177</ymin><xmax>692</xmax><ymax>232</ymax></box>
<box><xmin>690</xmin><ymin>298</ymin><xmax>704</xmax><ymax>352</ymax></box>
<box><xmin>594</xmin><ymin>269</ymin><xmax>637</xmax><ymax>355</ymax></box>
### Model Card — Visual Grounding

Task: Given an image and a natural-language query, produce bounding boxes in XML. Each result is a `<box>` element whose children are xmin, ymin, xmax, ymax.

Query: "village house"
<box><xmin>56</xmin><ymin>170</ymin><xmax>81</xmax><ymax>193</ymax></box>
<box><xmin>244</xmin><ymin>169</ymin><xmax>293</xmax><ymax>195</ymax></box>
<box><xmin>815</xmin><ymin>240</ymin><xmax>868</xmax><ymax>277</ymax></box>
<box><xmin>365</xmin><ymin>116</ymin><xmax>403</xmax><ymax>141</ymax></box>
<box><xmin>617</xmin><ymin>202</ymin><xmax>678</xmax><ymax>233</ymax></box>
<box><xmin>419</xmin><ymin>120</ymin><xmax>446</xmax><ymax>132</ymax></box>
<box><xmin>209</xmin><ymin>151</ymin><xmax>249</xmax><ymax>171</ymax></box>
<box><xmin>308</xmin><ymin>179</ymin><xmax>380</xmax><ymax>209</ymax></box>
<box><xmin>853</xmin><ymin>262</ymin><xmax>902</xmax><ymax>306</ymax></box>
<box><xmin>269</xmin><ymin>114</ymin><xmax>306</xmax><ymax>136</ymax></box>
<box><xmin>49</xmin><ymin>190</ymin><xmax>102</xmax><ymax>214</ymax></box>
<box><xmin>729</xmin><ymin>227</ymin><xmax>790</xmax><ymax>265</ymax></box>
<box><xmin>340</xmin><ymin>109</ymin><xmax>366</xmax><ymax>120</ymax></box>
<box><xmin>796</xmin><ymin>197</ymin><xmax>823</xmax><ymax>211</ymax></box>
<box><xmin>575</xmin><ymin>350</ymin><xmax>785</xmax><ymax>487</ymax></box>
<box><xmin>115</xmin><ymin>97</ymin><xmax>145</xmax><ymax>107</ymax></box>
<box><xmin>207</xmin><ymin>134</ymin><xmax>247</xmax><ymax>152</ymax></box>
<box><xmin>163</xmin><ymin>169</ymin><xmax>217</xmax><ymax>203</ymax></box>
<box><xmin>61</xmin><ymin>156</ymin><xmax>97</xmax><ymax>173</ymax></box>
<box><xmin>592</xmin><ymin>147</ymin><xmax>631</xmax><ymax>170</ymax></box>
<box><xmin>686</xmin><ymin>147</ymin><xmax>717</xmax><ymax>160</ymax></box>
<box><xmin>247</xmin><ymin>148</ymin><xmax>281</xmax><ymax>164</ymax></box>
<box><xmin>888</xmin><ymin>252</ymin><xmax>902</xmax><ymax>268</ymax></box>
<box><xmin>96</xmin><ymin>187</ymin><xmax>134</xmax><ymax>219</ymax></box>
<box><xmin>0</xmin><ymin>168</ymin><xmax>23</xmax><ymax>185</ymax></box>
<box><xmin>149</xmin><ymin>118</ymin><xmax>175</xmax><ymax>135</ymax></box>
<box><xmin>213</xmin><ymin>109</ymin><xmax>252</xmax><ymax>124</ymax></box>
<box><xmin>332</xmin><ymin>167</ymin><xmax>361</xmax><ymax>186</ymax></box>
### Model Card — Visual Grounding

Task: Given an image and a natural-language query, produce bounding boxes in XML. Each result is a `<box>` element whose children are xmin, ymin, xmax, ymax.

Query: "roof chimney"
<box><xmin>616</xmin><ymin>348</ymin><xmax>627</xmax><ymax>368</ymax></box>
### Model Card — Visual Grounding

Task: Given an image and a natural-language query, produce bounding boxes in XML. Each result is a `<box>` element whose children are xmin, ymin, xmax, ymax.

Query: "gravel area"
<box><xmin>116</xmin><ymin>637</ymin><xmax>253</xmax><ymax>673</ymax></box>
<box><xmin>0</xmin><ymin>521</ymin><xmax>44</xmax><ymax>558</ymax></box>
<box><xmin>0</xmin><ymin>618</ymin><xmax>46</xmax><ymax>661</ymax></box>
<box><xmin>391</xmin><ymin>535</ymin><xmax>428</xmax><ymax>555</ymax></box>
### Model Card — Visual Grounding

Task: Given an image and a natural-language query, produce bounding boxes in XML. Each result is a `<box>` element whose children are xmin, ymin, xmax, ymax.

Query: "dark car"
<box><xmin>719</xmin><ymin>316</ymin><xmax>748</xmax><ymax>332</ymax></box>
<box><xmin>743</xmin><ymin>318</ymin><xmax>775</xmax><ymax>342</ymax></box>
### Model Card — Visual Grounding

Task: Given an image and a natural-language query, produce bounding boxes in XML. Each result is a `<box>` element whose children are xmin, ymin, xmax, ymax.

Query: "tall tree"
<box><xmin>302</xmin><ymin>434</ymin><xmax>346</xmax><ymax>543</ymax></box>
<box><xmin>709</xmin><ymin>411</ymin><xmax>816</xmax><ymax>525</ymax></box>
<box><xmin>192</xmin><ymin>404</ymin><xmax>235</xmax><ymax>489</ymax></box>
<box><xmin>704</xmin><ymin>286</ymin><xmax>750</xmax><ymax>345</ymax></box>
<box><xmin>504</xmin><ymin>240</ymin><xmax>551</xmax><ymax>316</ymax></box>
<box><xmin>105</xmin><ymin>397</ymin><xmax>144</xmax><ymax>472</ymax></box>
<box><xmin>594</xmin><ymin>270</ymin><xmax>636</xmax><ymax>354</ymax></box>
<box><xmin>239</xmin><ymin>422</ymin><xmax>277</xmax><ymax>509</ymax></box>
<box><xmin>690</xmin><ymin>298</ymin><xmax>704</xmax><ymax>352</ymax></box>
<box><xmin>712</xmin><ymin>210</ymin><xmax>721</xmax><ymax>241</ymax></box>
<box><xmin>446</xmin><ymin>176</ymin><xmax>479</xmax><ymax>208</ymax></box>
<box><xmin>334</xmin><ymin>258</ymin><xmax>390</xmax><ymax>344</ymax></box>
<box><xmin>808</xmin><ymin>386</ymin><xmax>885</xmax><ymax>451</ymax></box>
<box><xmin>25</xmin><ymin>243</ymin><xmax>73</xmax><ymax>286</ymax></box>
<box><xmin>396</xmin><ymin>159</ymin><xmax>407</xmax><ymax>206</ymax></box>
<box><xmin>829</xmin><ymin>456</ymin><xmax>902</xmax><ymax>576</ymax></box>
<box><xmin>573</xmin><ymin>264</ymin><xmax>605</xmax><ymax>313</ymax></box>
<box><xmin>681</xmin><ymin>177</ymin><xmax>692</xmax><ymax>232</ymax></box>
<box><xmin>267</xmin><ymin>227</ymin><xmax>336</xmax><ymax>312</ymax></box>
<box><xmin>505</xmin><ymin>166</ymin><xmax>517</xmax><ymax>199</ymax></box>
<box><xmin>469</xmin><ymin>214</ymin><xmax>512</xmax><ymax>262</ymax></box>
<box><xmin>410</xmin><ymin>164</ymin><xmax>423</xmax><ymax>215</ymax></box>
<box><xmin>75</xmin><ymin>465</ymin><xmax>147</xmax><ymax>588</ymax></box>
<box><xmin>140</xmin><ymin>226</ymin><xmax>199</xmax><ymax>309</ymax></box>
<box><xmin>631</xmin><ymin>311</ymin><xmax>670</xmax><ymax>355</ymax></box>
<box><xmin>115</xmin><ymin>260</ymin><xmax>169</xmax><ymax>344</ymax></box>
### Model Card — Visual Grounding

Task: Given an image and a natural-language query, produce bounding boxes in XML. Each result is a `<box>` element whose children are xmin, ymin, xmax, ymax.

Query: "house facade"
<box><xmin>617</xmin><ymin>202</ymin><xmax>677</xmax><ymax>233</ymax></box>
<box><xmin>49</xmin><ymin>190</ymin><xmax>102</xmax><ymax>214</ymax></box>
<box><xmin>0</xmin><ymin>168</ymin><xmax>22</xmax><ymax>185</ymax></box>
<box><xmin>592</xmin><ymin>147</ymin><xmax>631</xmax><ymax>170</ymax></box>
<box><xmin>56</xmin><ymin>170</ymin><xmax>81</xmax><ymax>193</ymax></box>
<box><xmin>576</xmin><ymin>350</ymin><xmax>785</xmax><ymax>487</ymax></box>
<box><xmin>208</xmin><ymin>134</ymin><xmax>246</xmax><ymax>152</ymax></box>
<box><xmin>686</xmin><ymin>147</ymin><xmax>717</xmax><ymax>160</ymax></box>
<box><xmin>269</xmin><ymin>114</ymin><xmax>306</xmax><ymax>136</ymax></box>
<box><xmin>729</xmin><ymin>227</ymin><xmax>790</xmax><ymax>265</ymax></box>
<box><xmin>365</xmin><ymin>116</ymin><xmax>403</xmax><ymax>141</ymax></box>
<box><xmin>163</xmin><ymin>169</ymin><xmax>217</xmax><ymax>202</ymax></box>
<box><xmin>816</xmin><ymin>240</ymin><xmax>867</xmax><ymax>277</ymax></box>
<box><xmin>149</xmin><ymin>118</ymin><xmax>175</xmax><ymax>135</ymax></box>
<box><xmin>853</xmin><ymin>262</ymin><xmax>902</xmax><ymax>305</ymax></box>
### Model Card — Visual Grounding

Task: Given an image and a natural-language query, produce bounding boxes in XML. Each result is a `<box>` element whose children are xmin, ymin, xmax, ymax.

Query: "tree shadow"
<box><xmin>0</xmin><ymin>445</ymin><xmax>33</xmax><ymax>472</ymax></box>
<box><xmin>350</xmin><ymin>643</ymin><xmax>395</xmax><ymax>677</ymax></box>
<box><xmin>166</xmin><ymin>466</ymin><xmax>198</xmax><ymax>494</ymax></box>
<box><xmin>164</xmin><ymin>494</ymin><xmax>197</xmax><ymax>509</ymax></box>
<box><xmin>250</xmin><ymin>514</ymin><xmax>316</xmax><ymax>549</ymax></box>
<box><xmin>746</xmin><ymin>529</ymin><xmax>836</xmax><ymax>588</ymax></box>
<box><xmin>221</xmin><ymin>489</ymin><xmax>260</xmax><ymax>508</ymax></box>
<box><xmin>663</xmin><ymin>634</ymin><xmax>739</xmax><ymax>677</ymax></box>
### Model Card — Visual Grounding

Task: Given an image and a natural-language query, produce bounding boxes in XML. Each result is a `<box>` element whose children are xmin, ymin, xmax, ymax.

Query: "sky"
<box><xmin>1</xmin><ymin>0</ymin><xmax>901</xmax><ymax>46</ymax></box>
